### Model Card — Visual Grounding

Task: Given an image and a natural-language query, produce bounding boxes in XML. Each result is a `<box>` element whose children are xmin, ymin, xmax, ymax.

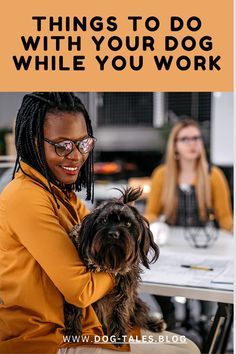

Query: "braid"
<box><xmin>13</xmin><ymin>92</ymin><xmax>95</xmax><ymax>204</ymax></box>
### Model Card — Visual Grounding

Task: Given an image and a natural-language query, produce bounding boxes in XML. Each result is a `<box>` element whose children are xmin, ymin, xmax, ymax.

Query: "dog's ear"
<box><xmin>78</xmin><ymin>211</ymin><xmax>99</xmax><ymax>259</ymax></box>
<box><xmin>133</xmin><ymin>211</ymin><xmax>159</xmax><ymax>269</ymax></box>
<box><xmin>117</xmin><ymin>187</ymin><xmax>143</xmax><ymax>205</ymax></box>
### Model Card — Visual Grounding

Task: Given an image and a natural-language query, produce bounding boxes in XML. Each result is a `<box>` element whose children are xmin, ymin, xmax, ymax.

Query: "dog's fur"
<box><xmin>64</xmin><ymin>187</ymin><xmax>164</xmax><ymax>344</ymax></box>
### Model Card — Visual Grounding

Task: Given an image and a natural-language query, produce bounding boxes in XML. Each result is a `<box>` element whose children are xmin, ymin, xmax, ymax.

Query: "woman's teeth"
<box><xmin>62</xmin><ymin>166</ymin><xmax>78</xmax><ymax>171</ymax></box>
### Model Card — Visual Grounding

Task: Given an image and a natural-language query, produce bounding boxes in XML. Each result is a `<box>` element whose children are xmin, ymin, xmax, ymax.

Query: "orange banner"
<box><xmin>0</xmin><ymin>0</ymin><xmax>233</xmax><ymax>91</ymax></box>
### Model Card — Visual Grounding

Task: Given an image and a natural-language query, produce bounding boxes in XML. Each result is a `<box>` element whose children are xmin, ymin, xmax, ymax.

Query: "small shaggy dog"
<box><xmin>64</xmin><ymin>187</ymin><xmax>164</xmax><ymax>344</ymax></box>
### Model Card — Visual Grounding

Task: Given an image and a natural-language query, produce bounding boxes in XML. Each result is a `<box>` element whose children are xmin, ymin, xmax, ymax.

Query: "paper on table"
<box><xmin>143</xmin><ymin>251</ymin><xmax>233</xmax><ymax>291</ymax></box>
<box><xmin>211</xmin><ymin>266</ymin><xmax>234</xmax><ymax>285</ymax></box>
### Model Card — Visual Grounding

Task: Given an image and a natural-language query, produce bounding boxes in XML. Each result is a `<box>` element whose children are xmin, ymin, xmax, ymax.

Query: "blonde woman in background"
<box><xmin>145</xmin><ymin>119</ymin><xmax>232</xmax><ymax>231</ymax></box>
<box><xmin>145</xmin><ymin>118</ymin><xmax>233</xmax><ymax>336</ymax></box>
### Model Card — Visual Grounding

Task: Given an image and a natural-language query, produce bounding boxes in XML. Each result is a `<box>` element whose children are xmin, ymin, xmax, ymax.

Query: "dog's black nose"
<box><xmin>108</xmin><ymin>230</ymin><xmax>120</xmax><ymax>239</ymax></box>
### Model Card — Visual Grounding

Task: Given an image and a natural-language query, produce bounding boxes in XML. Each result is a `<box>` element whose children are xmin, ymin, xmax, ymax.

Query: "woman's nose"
<box><xmin>66</xmin><ymin>146</ymin><xmax>83</xmax><ymax>161</ymax></box>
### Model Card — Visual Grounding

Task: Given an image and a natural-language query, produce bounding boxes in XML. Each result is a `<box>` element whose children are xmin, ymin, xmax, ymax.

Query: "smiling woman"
<box><xmin>43</xmin><ymin>112</ymin><xmax>95</xmax><ymax>185</ymax></box>
<box><xmin>13</xmin><ymin>92</ymin><xmax>95</xmax><ymax>201</ymax></box>
<box><xmin>0</xmin><ymin>93</ymin><xmax>115</xmax><ymax>353</ymax></box>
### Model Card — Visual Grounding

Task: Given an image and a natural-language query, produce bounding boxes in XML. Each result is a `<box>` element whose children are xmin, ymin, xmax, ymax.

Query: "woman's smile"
<box><xmin>59</xmin><ymin>164</ymin><xmax>81</xmax><ymax>175</ymax></box>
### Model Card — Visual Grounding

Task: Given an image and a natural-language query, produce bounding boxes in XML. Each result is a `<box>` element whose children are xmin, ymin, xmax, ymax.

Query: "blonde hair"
<box><xmin>162</xmin><ymin>119</ymin><xmax>211</xmax><ymax>224</ymax></box>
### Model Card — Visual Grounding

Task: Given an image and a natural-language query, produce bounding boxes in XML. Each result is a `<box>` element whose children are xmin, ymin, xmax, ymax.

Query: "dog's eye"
<box><xmin>125</xmin><ymin>221</ymin><xmax>131</xmax><ymax>228</ymax></box>
<box><xmin>101</xmin><ymin>218</ymin><xmax>107</xmax><ymax>224</ymax></box>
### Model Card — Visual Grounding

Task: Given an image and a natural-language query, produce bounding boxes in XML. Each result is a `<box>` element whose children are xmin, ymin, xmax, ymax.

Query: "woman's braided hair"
<box><xmin>13</xmin><ymin>92</ymin><xmax>94</xmax><ymax>203</ymax></box>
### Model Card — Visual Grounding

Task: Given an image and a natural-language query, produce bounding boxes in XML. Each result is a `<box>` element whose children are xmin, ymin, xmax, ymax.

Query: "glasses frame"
<box><xmin>176</xmin><ymin>135</ymin><xmax>202</xmax><ymax>144</ymax></box>
<box><xmin>44</xmin><ymin>136</ymin><xmax>96</xmax><ymax>157</ymax></box>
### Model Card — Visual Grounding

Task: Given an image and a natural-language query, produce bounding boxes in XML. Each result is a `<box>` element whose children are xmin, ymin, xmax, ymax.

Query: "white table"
<box><xmin>140</xmin><ymin>227</ymin><xmax>233</xmax><ymax>303</ymax></box>
<box><xmin>140</xmin><ymin>227</ymin><xmax>234</xmax><ymax>354</ymax></box>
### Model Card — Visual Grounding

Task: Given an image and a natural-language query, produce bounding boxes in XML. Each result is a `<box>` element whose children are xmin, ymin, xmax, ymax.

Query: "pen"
<box><xmin>181</xmin><ymin>264</ymin><xmax>213</xmax><ymax>271</ymax></box>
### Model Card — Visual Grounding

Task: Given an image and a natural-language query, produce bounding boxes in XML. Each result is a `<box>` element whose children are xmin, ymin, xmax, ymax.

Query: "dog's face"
<box><xmin>88</xmin><ymin>203</ymin><xmax>142</xmax><ymax>273</ymax></box>
<box><xmin>78</xmin><ymin>189</ymin><xmax>159</xmax><ymax>274</ymax></box>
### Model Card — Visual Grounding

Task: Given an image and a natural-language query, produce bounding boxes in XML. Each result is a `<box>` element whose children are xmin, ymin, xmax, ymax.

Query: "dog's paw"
<box><xmin>109</xmin><ymin>330</ymin><xmax>127</xmax><ymax>347</ymax></box>
<box><xmin>87</xmin><ymin>262</ymin><xmax>101</xmax><ymax>272</ymax></box>
<box><xmin>113</xmin><ymin>341</ymin><xmax>124</xmax><ymax>347</ymax></box>
<box><xmin>147</xmin><ymin>318</ymin><xmax>166</xmax><ymax>332</ymax></box>
<box><xmin>69</xmin><ymin>224</ymin><xmax>81</xmax><ymax>246</ymax></box>
<box><xmin>113</xmin><ymin>338</ymin><xmax>125</xmax><ymax>347</ymax></box>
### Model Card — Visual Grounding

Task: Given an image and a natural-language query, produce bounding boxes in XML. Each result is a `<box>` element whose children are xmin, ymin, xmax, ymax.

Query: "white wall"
<box><xmin>211</xmin><ymin>92</ymin><xmax>233</xmax><ymax>166</ymax></box>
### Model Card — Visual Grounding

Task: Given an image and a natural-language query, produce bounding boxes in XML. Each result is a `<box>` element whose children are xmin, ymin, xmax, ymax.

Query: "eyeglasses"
<box><xmin>44</xmin><ymin>136</ymin><xmax>96</xmax><ymax>157</ymax></box>
<box><xmin>176</xmin><ymin>136</ymin><xmax>202</xmax><ymax>144</ymax></box>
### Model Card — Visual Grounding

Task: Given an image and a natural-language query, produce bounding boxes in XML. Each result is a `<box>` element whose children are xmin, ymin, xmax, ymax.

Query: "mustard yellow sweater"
<box><xmin>145</xmin><ymin>165</ymin><xmax>233</xmax><ymax>232</ymax></box>
<box><xmin>0</xmin><ymin>162</ymin><xmax>116</xmax><ymax>353</ymax></box>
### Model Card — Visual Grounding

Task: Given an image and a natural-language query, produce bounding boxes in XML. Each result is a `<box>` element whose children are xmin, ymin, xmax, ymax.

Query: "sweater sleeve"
<box><xmin>6</xmin><ymin>188</ymin><xmax>114</xmax><ymax>308</ymax></box>
<box><xmin>77</xmin><ymin>198</ymin><xmax>90</xmax><ymax>220</ymax></box>
<box><xmin>144</xmin><ymin>165</ymin><xmax>165</xmax><ymax>223</ymax></box>
<box><xmin>210</xmin><ymin>167</ymin><xmax>233</xmax><ymax>232</ymax></box>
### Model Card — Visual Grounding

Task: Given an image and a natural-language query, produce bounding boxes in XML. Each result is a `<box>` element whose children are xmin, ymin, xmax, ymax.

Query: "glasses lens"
<box><xmin>55</xmin><ymin>141</ymin><xmax>73</xmax><ymax>156</ymax></box>
<box><xmin>178</xmin><ymin>137</ymin><xmax>188</xmax><ymax>143</ymax></box>
<box><xmin>178</xmin><ymin>136</ymin><xmax>202</xmax><ymax>144</ymax></box>
<box><xmin>78</xmin><ymin>137</ymin><xmax>95</xmax><ymax>154</ymax></box>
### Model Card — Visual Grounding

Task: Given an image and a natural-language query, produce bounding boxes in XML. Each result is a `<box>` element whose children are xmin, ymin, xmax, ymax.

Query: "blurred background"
<box><xmin>0</xmin><ymin>91</ymin><xmax>233</xmax><ymax>351</ymax></box>
<box><xmin>0</xmin><ymin>91</ymin><xmax>233</xmax><ymax>208</ymax></box>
